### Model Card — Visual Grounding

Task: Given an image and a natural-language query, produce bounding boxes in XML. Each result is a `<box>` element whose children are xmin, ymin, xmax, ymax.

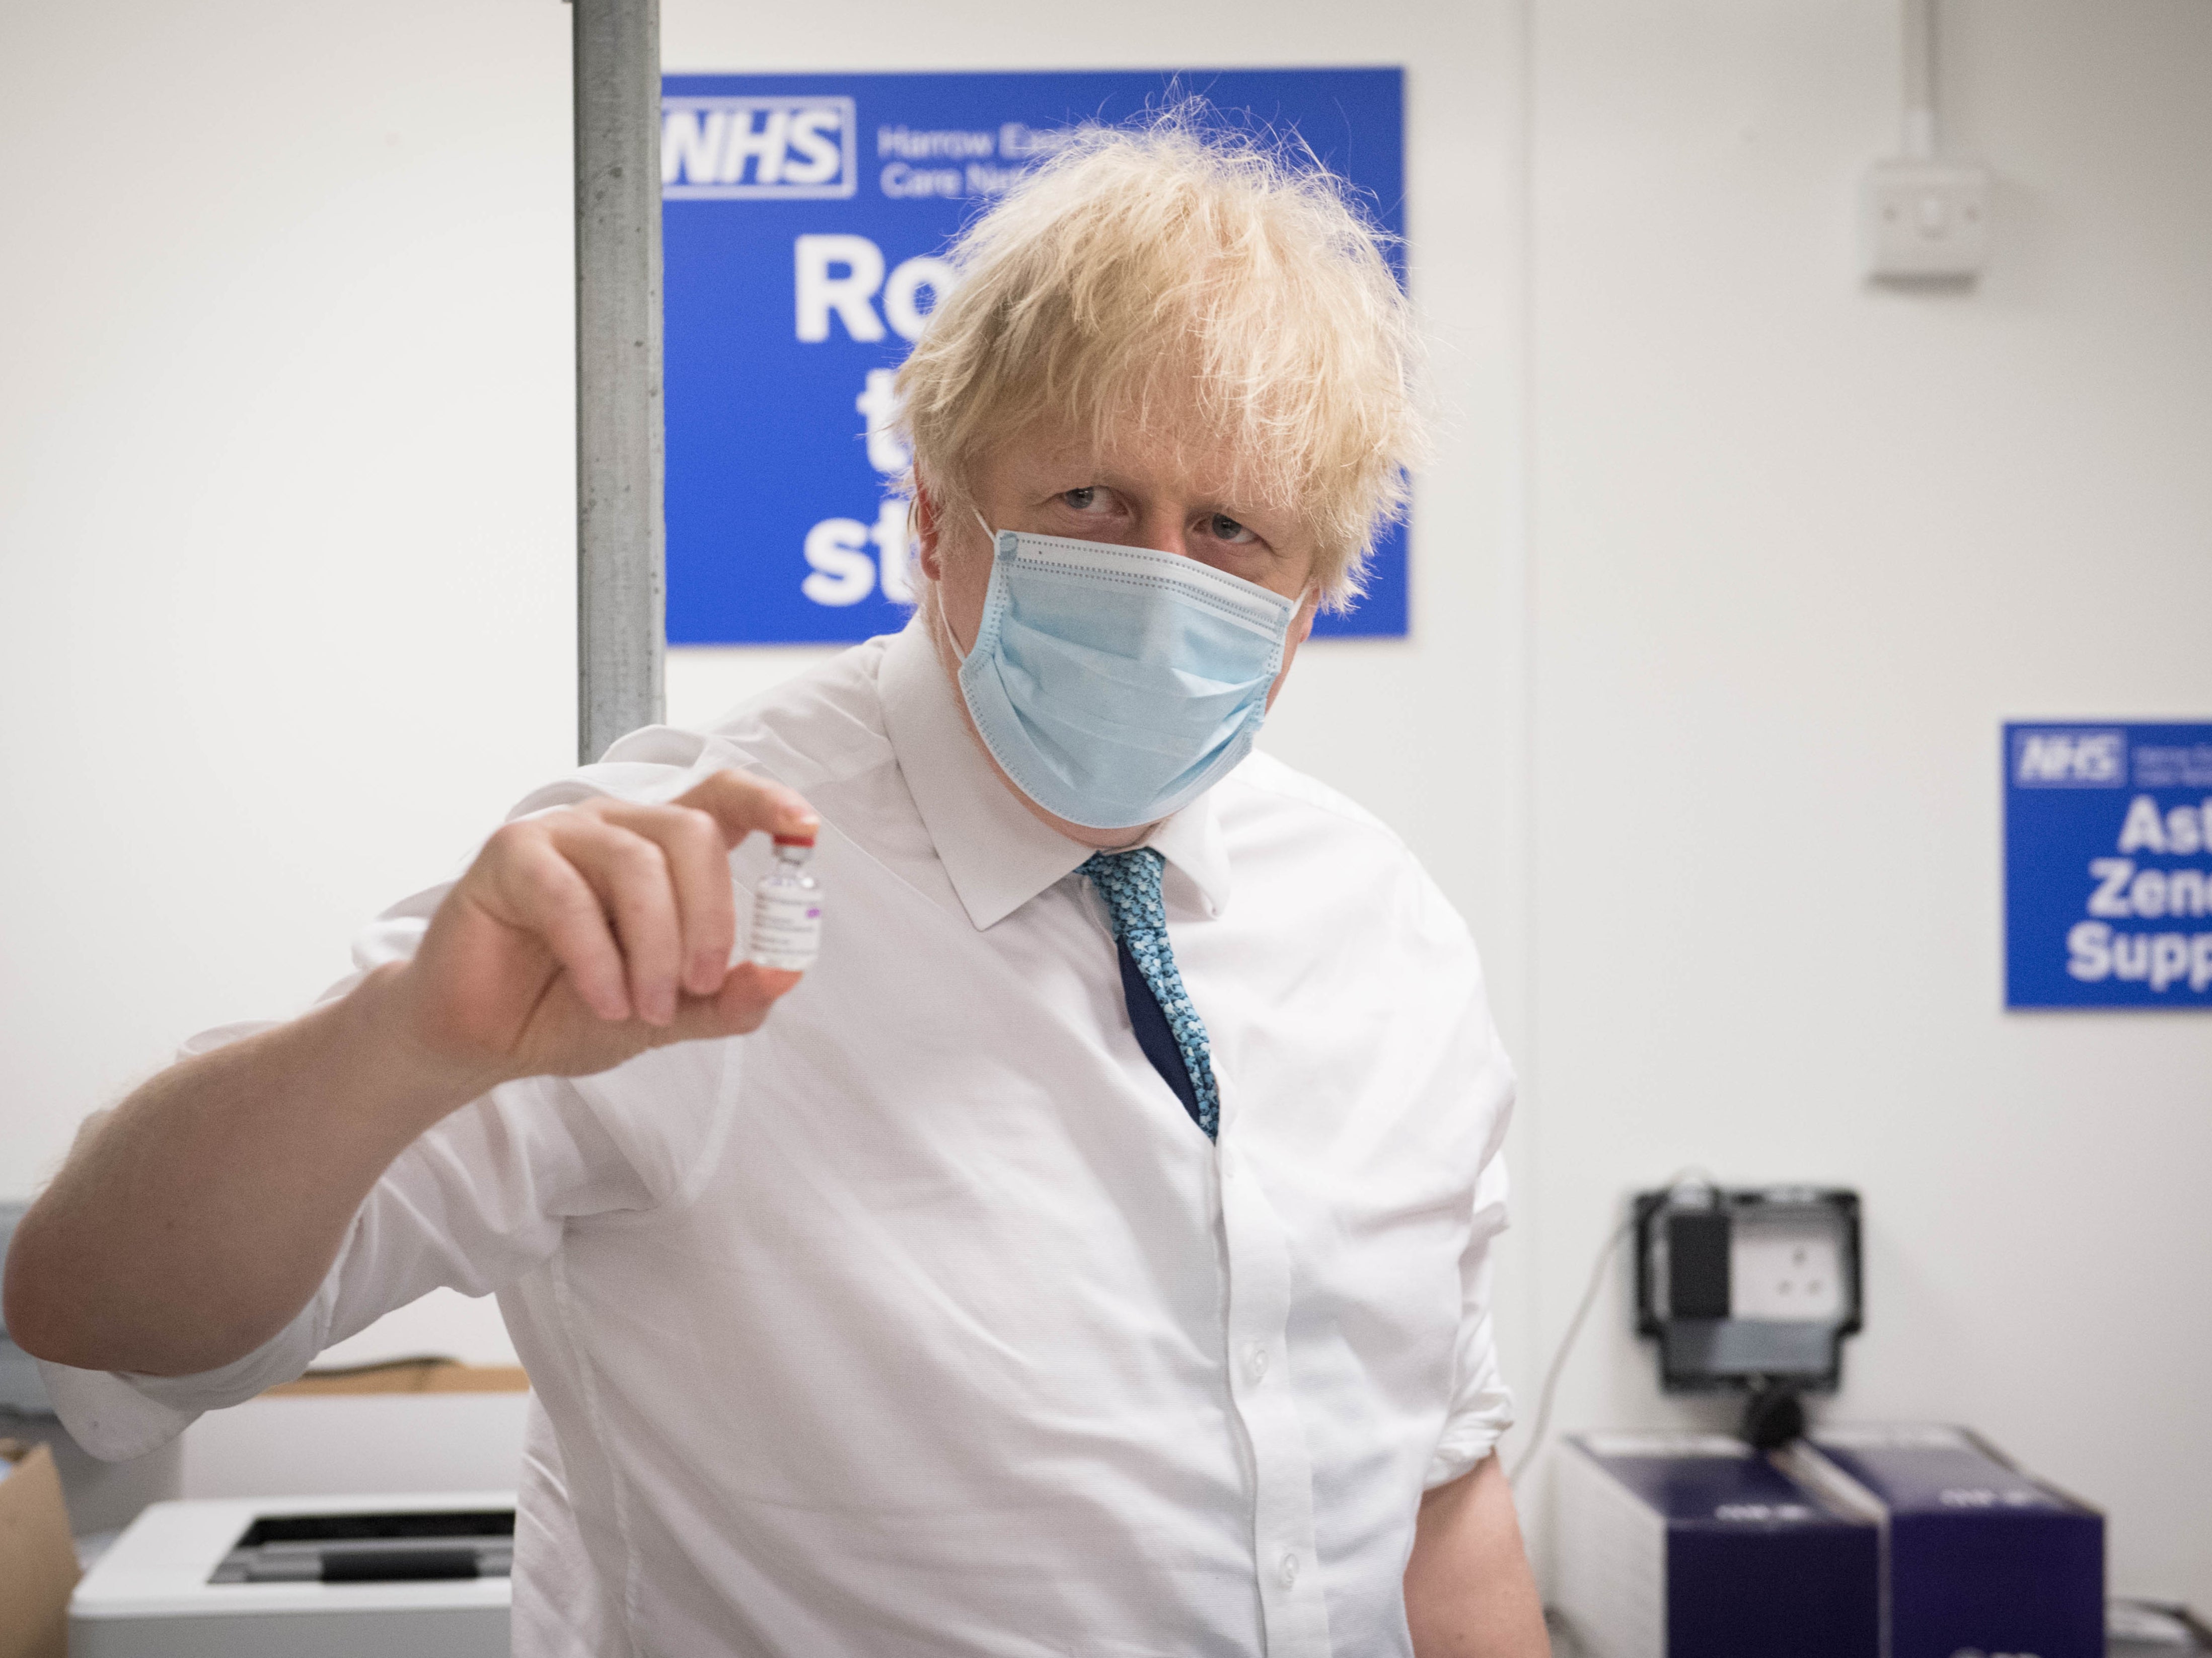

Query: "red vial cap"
<box><xmin>773</xmin><ymin>832</ymin><xmax>817</xmax><ymax>848</ymax></box>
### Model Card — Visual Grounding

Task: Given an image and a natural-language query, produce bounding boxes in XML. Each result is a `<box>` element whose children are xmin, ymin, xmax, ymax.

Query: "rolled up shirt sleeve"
<box><xmin>1423</xmin><ymin>1137</ymin><xmax>1516</xmax><ymax>1489</ymax></box>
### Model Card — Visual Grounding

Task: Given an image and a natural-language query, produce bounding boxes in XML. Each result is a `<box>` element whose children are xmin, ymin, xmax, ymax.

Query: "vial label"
<box><xmin>749</xmin><ymin>889</ymin><xmax>821</xmax><ymax>971</ymax></box>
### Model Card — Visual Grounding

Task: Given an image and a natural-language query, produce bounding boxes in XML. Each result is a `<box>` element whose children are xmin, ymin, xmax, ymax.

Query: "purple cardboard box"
<box><xmin>1791</xmin><ymin>1425</ymin><xmax>2104</xmax><ymax>1658</ymax></box>
<box><xmin>1557</xmin><ymin>1432</ymin><xmax>1880</xmax><ymax>1658</ymax></box>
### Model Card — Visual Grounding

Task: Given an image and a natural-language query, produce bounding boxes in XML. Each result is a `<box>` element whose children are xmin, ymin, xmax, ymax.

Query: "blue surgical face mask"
<box><xmin>954</xmin><ymin>516</ymin><xmax>1299</xmax><ymax>830</ymax></box>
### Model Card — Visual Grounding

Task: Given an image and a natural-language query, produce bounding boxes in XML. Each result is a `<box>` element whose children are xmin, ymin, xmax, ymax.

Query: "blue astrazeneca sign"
<box><xmin>2004</xmin><ymin>722</ymin><xmax>2212</xmax><ymax>1009</ymax></box>
<box><xmin>660</xmin><ymin>69</ymin><xmax>1408</xmax><ymax>646</ymax></box>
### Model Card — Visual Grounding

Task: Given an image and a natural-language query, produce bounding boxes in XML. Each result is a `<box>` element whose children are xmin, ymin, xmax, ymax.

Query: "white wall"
<box><xmin>0</xmin><ymin>0</ymin><xmax>577</xmax><ymax>1191</ymax></box>
<box><xmin>0</xmin><ymin>0</ymin><xmax>581</xmax><ymax>1371</ymax></box>
<box><xmin>5</xmin><ymin>0</ymin><xmax>2209</xmax><ymax>1613</ymax></box>
<box><xmin>1518</xmin><ymin>0</ymin><xmax>2212</xmax><ymax>1609</ymax></box>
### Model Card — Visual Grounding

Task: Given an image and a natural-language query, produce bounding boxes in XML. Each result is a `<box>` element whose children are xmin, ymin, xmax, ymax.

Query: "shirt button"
<box><xmin>1245</xmin><ymin>1343</ymin><xmax>1269</xmax><ymax>1384</ymax></box>
<box><xmin>1278</xmin><ymin>1550</ymin><xmax>1300</xmax><ymax>1590</ymax></box>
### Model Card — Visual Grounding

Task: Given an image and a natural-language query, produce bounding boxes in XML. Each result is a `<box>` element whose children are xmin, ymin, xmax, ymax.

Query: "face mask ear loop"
<box><xmin>939</xmin><ymin>509</ymin><xmax>1000</xmax><ymax>667</ymax></box>
<box><xmin>928</xmin><ymin>581</ymin><xmax>960</xmax><ymax>664</ymax></box>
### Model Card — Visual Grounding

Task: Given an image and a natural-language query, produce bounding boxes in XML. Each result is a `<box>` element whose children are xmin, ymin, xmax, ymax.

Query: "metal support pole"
<box><xmin>573</xmin><ymin>0</ymin><xmax>665</xmax><ymax>764</ymax></box>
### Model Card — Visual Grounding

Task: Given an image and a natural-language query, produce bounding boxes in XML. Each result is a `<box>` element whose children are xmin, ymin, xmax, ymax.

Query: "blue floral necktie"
<box><xmin>1080</xmin><ymin>849</ymin><xmax>1220</xmax><ymax>1139</ymax></box>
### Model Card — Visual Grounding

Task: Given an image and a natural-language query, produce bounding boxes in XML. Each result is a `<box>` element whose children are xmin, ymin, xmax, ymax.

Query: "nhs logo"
<box><xmin>2012</xmin><ymin>727</ymin><xmax>2127</xmax><ymax>787</ymax></box>
<box><xmin>662</xmin><ymin>96</ymin><xmax>857</xmax><ymax>199</ymax></box>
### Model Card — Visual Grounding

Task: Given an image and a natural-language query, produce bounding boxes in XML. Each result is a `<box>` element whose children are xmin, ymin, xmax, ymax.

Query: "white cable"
<box><xmin>1507</xmin><ymin>1169</ymin><xmax>1714</xmax><ymax>1489</ymax></box>
<box><xmin>1507</xmin><ymin>1218</ymin><xmax>1629</xmax><ymax>1486</ymax></box>
<box><xmin>1901</xmin><ymin>0</ymin><xmax>1938</xmax><ymax>157</ymax></box>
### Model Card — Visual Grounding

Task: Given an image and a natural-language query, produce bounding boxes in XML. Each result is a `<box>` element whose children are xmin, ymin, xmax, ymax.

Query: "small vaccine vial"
<box><xmin>748</xmin><ymin>833</ymin><xmax>822</xmax><ymax>971</ymax></box>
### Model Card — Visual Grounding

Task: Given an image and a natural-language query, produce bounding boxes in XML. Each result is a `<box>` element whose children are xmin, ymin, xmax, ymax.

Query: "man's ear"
<box><xmin>913</xmin><ymin>483</ymin><xmax>944</xmax><ymax>582</ymax></box>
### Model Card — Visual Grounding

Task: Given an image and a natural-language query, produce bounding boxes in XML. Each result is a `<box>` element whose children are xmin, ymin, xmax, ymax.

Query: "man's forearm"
<box><xmin>1404</xmin><ymin>1453</ymin><xmax>1551</xmax><ymax>1658</ymax></box>
<box><xmin>2</xmin><ymin>965</ymin><xmax>491</xmax><ymax>1377</ymax></box>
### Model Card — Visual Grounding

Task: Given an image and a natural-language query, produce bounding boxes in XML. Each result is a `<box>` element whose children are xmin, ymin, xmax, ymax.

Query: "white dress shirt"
<box><xmin>47</xmin><ymin>619</ymin><xmax>1516</xmax><ymax>1658</ymax></box>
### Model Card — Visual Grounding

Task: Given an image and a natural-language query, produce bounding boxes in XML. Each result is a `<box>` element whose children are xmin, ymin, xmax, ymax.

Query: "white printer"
<box><xmin>71</xmin><ymin>1489</ymin><xmax>512</xmax><ymax>1658</ymax></box>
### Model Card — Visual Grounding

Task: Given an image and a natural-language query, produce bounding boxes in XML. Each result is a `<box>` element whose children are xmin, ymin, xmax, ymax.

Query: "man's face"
<box><xmin>916</xmin><ymin>411</ymin><xmax>1322</xmax><ymax>702</ymax></box>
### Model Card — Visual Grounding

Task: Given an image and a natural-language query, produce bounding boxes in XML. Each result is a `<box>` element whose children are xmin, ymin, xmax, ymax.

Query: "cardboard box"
<box><xmin>1789</xmin><ymin>1424</ymin><xmax>2104</xmax><ymax>1658</ymax></box>
<box><xmin>1556</xmin><ymin>1431</ymin><xmax>1880</xmax><ymax>1658</ymax></box>
<box><xmin>266</xmin><ymin>1361</ymin><xmax>529</xmax><ymax>1397</ymax></box>
<box><xmin>0</xmin><ymin>1440</ymin><xmax>81</xmax><ymax>1658</ymax></box>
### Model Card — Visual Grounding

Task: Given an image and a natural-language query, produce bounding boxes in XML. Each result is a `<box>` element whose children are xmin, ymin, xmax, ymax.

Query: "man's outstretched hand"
<box><xmin>387</xmin><ymin>769</ymin><xmax>821</xmax><ymax>1088</ymax></box>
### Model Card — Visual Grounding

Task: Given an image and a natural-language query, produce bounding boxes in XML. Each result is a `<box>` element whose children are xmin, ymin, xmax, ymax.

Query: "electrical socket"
<box><xmin>1730</xmin><ymin>1217</ymin><xmax>1846</xmax><ymax>1321</ymax></box>
<box><xmin>1863</xmin><ymin>158</ymin><xmax>1992</xmax><ymax>281</ymax></box>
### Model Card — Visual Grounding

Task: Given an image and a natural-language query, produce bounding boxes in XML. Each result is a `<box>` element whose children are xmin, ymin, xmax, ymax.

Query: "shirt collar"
<box><xmin>877</xmin><ymin>618</ymin><xmax>1231</xmax><ymax>931</ymax></box>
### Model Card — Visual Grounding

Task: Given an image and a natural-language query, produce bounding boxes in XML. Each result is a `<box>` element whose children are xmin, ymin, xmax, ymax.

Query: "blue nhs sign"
<box><xmin>2005</xmin><ymin>721</ymin><xmax>2212</xmax><ymax>1009</ymax></box>
<box><xmin>661</xmin><ymin>69</ymin><xmax>1410</xmax><ymax>645</ymax></box>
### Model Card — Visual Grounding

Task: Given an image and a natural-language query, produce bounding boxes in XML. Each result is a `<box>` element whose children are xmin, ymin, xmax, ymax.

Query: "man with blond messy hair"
<box><xmin>9</xmin><ymin>120</ymin><xmax>1546</xmax><ymax>1655</ymax></box>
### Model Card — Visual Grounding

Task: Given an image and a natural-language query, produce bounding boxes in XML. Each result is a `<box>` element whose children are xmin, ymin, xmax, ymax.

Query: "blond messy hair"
<box><xmin>894</xmin><ymin>112</ymin><xmax>1426</xmax><ymax>605</ymax></box>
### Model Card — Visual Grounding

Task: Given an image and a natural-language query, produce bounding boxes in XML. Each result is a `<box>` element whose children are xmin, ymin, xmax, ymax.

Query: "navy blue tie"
<box><xmin>1080</xmin><ymin>849</ymin><xmax>1219</xmax><ymax>1139</ymax></box>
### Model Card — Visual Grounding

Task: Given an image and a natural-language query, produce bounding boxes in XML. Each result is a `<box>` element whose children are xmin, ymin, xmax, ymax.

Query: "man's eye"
<box><xmin>1208</xmin><ymin>513</ymin><xmax>1257</xmax><ymax>545</ymax></box>
<box><xmin>1063</xmin><ymin>487</ymin><xmax>1109</xmax><ymax>512</ymax></box>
